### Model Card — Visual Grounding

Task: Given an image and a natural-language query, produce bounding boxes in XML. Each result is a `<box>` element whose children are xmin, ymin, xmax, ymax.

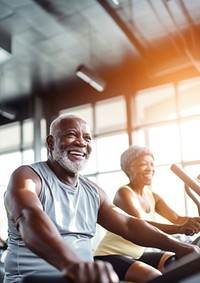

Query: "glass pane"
<box><xmin>178</xmin><ymin>77</ymin><xmax>200</xmax><ymax>117</ymax></box>
<box><xmin>0</xmin><ymin>152</ymin><xmax>21</xmax><ymax>186</ymax></box>
<box><xmin>97</xmin><ymin>171</ymin><xmax>129</xmax><ymax>202</ymax></box>
<box><xmin>134</xmin><ymin>84</ymin><xmax>176</xmax><ymax>126</ymax></box>
<box><xmin>96</xmin><ymin>133</ymin><xmax>129</xmax><ymax>172</ymax></box>
<box><xmin>95</xmin><ymin>96</ymin><xmax>127</xmax><ymax>134</ymax></box>
<box><xmin>180</xmin><ymin>120</ymin><xmax>200</xmax><ymax>162</ymax></box>
<box><xmin>23</xmin><ymin>119</ymin><xmax>33</xmax><ymax>146</ymax></box>
<box><xmin>0</xmin><ymin>122</ymin><xmax>20</xmax><ymax>151</ymax></box>
<box><xmin>184</xmin><ymin>164</ymin><xmax>200</xmax><ymax>180</ymax></box>
<box><xmin>22</xmin><ymin>149</ymin><xmax>34</xmax><ymax>164</ymax></box>
<box><xmin>81</xmin><ymin>141</ymin><xmax>97</xmax><ymax>175</ymax></box>
<box><xmin>148</xmin><ymin>124</ymin><xmax>181</xmax><ymax>165</ymax></box>
<box><xmin>41</xmin><ymin>118</ymin><xmax>47</xmax><ymax>143</ymax></box>
<box><xmin>41</xmin><ymin>147</ymin><xmax>48</xmax><ymax>161</ymax></box>
<box><xmin>152</xmin><ymin>165</ymin><xmax>187</xmax><ymax>219</ymax></box>
<box><xmin>59</xmin><ymin>104</ymin><xmax>94</xmax><ymax>133</ymax></box>
<box><xmin>0</xmin><ymin>184</ymin><xmax>8</xmax><ymax>240</ymax></box>
<box><xmin>184</xmin><ymin>165</ymin><xmax>200</xmax><ymax>217</ymax></box>
<box><xmin>132</xmin><ymin>129</ymin><xmax>145</xmax><ymax>146</ymax></box>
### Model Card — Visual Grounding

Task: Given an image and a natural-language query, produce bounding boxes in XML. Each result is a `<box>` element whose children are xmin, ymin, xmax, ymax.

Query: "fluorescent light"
<box><xmin>0</xmin><ymin>105</ymin><xmax>16</xmax><ymax>120</ymax></box>
<box><xmin>0</xmin><ymin>47</ymin><xmax>12</xmax><ymax>64</ymax></box>
<box><xmin>111</xmin><ymin>0</ymin><xmax>120</xmax><ymax>6</ymax></box>
<box><xmin>0</xmin><ymin>29</ymin><xmax>12</xmax><ymax>64</ymax></box>
<box><xmin>76</xmin><ymin>65</ymin><xmax>105</xmax><ymax>92</ymax></box>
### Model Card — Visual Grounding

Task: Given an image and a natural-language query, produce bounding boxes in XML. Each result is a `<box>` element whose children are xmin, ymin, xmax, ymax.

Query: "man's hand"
<box><xmin>62</xmin><ymin>260</ymin><xmax>119</xmax><ymax>283</ymax></box>
<box><xmin>175</xmin><ymin>241</ymin><xmax>200</xmax><ymax>259</ymax></box>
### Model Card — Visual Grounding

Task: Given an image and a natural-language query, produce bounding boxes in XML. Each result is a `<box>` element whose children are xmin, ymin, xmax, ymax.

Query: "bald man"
<box><xmin>4</xmin><ymin>114</ymin><xmax>200</xmax><ymax>283</ymax></box>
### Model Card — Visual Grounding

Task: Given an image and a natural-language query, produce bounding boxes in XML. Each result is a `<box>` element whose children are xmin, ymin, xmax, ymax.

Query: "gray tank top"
<box><xmin>4</xmin><ymin>161</ymin><xmax>100</xmax><ymax>283</ymax></box>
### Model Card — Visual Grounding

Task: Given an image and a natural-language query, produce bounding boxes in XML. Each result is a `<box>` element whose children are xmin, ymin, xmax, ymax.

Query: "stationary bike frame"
<box><xmin>171</xmin><ymin>164</ymin><xmax>200</xmax><ymax>245</ymax></box>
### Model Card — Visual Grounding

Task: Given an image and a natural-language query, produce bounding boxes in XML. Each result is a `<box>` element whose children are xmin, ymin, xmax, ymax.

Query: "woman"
<box><xmin>94</xmin><ymin>145</ymin><xmax>200</xmax><ymax>281</ymax></box>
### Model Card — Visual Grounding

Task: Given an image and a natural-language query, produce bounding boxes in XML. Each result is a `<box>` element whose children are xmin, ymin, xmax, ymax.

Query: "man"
<box><xmin>3</xmin><ymin>114</ymin><xmax>200</xmax><ymax>283</ymax></box>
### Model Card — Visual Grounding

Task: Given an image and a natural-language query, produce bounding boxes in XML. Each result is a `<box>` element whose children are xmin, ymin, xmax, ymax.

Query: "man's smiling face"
<box><xmin>52</xmin><ymin>116</ymin><xmax>93</xmax><ymax>174</ymax></box>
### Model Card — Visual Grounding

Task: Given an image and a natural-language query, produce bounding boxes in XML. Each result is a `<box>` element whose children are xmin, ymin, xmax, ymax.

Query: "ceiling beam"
<box><xmin>97</xmin><ymin>0</ymin><xmax>146</xmax><ymax>58</ymax></box>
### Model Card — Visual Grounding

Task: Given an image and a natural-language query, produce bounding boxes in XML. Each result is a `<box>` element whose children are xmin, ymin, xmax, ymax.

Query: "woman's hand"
<box><xmin>179</xmin><ymin>217</ymin><xmax>200</xmax><ymax>236</ymax></box>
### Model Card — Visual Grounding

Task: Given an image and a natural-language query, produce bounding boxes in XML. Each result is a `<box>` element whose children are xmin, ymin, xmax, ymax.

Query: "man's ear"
<box><xmin>46</xmin><ymin>135</ymin><xmax>54</xmax><ymax>150</ymax></box>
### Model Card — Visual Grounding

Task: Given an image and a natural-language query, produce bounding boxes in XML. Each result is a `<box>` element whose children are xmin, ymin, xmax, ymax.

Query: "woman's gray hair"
<box><xmin>120</xmin><ymin>145</ymin><xmax>154</xmax><ymax>176</ymax></box>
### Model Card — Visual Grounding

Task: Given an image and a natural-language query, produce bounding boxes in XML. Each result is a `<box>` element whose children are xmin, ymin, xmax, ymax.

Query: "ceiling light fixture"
<box><xmin>0</xmin><ymin>29</ymin><xmax>12</xmax><ymax>64</ymax></box>
<box><xmin>0</xmin><ymin>104</ymin><xmax>16</xmax><ymax>120</ymax></box>
<box><xmin>76</xmin><ymin>65</ymin><xmax>106</xmax><ymax>92</ymax></box>
<box><xmin>111</xmin><ymin>0</ymin><xmax>120</xmax><ymax>6</ymax></box>
<box><xmin>0</xmin><ymin>47</ymin><xmax>12</xmax><ymax>63</ymax></box>
<box><xmin>0</xmin><ymin>29</ymin><xmax>14</xmax><ymax>120</ymax></box>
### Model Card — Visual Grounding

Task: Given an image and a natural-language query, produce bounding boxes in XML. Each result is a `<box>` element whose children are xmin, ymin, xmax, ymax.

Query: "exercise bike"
<box><xmin>171</xmin><ymin>164</ymin><xmax>200</xmax><ymax>247</ymax></box>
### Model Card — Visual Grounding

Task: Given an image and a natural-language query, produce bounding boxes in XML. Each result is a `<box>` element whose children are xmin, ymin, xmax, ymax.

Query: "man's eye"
<box><xmin>85</xmin><ymin>136</ymin><xmax>92</xmax><ymax>142</ymax></box>
<box><xmin>63</xmin><ymin>133</ymin><xmax>76</xmax><ymax>138</ymax></box>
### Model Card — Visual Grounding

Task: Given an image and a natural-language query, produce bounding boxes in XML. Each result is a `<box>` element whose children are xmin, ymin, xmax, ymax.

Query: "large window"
<box><xmin>0</xmin><ymin>118</ymin><xmax>47</xmax><ymax>240</ymax></box>
<box><xmin>134</xmin><ymin>83</ymin><xmax>177</xmax><ymax>126</ymax></box>
<box><xmin>96</xmin><ymin>133</ymin><xmax>128</xmax><ymax>172</ymax></box>
<box><xmin>60</xmin><ymin>85</ymin><xmax>200</xmax><ymax>246</ymax></box>
<box><xmin>95</xmin><ymin>96</ymin><xmax>127</xmax><ymax>134</ymax></box>
<box><xmin>178</xmin><ymin>77</ymin><xmax>200</xmax><ymax>117</ymax></box>
<box><xmin>133</xmin><ymin>77</ymin><xmax>200</xmax><ymax>220</ymax></box>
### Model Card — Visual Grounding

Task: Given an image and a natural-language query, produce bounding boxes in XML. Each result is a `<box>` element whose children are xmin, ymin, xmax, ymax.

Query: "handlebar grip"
<box><xmin>170</xmin><ymin>164</ymin><xmax>200</xmax><ymax>197</ymax></box>
<box><xmin>21</xmin><ymin>275</ymin><xmax>74</xmax><ymax>283</ymax></box>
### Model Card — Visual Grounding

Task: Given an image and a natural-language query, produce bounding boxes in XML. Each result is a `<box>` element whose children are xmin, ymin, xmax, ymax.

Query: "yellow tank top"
<box><xmin>94</xmin><ymin>186</ymin><xmax>156</xmax><ymax>259</ymax></box>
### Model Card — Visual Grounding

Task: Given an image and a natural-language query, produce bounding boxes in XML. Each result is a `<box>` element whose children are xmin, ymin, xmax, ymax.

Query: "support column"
<box><xmin>33</xmin><ymin>96</ymin><xmax>43</xmax><ymax>162</ymax></box>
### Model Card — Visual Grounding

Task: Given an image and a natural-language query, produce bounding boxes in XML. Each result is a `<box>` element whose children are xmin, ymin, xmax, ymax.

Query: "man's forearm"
<box><xmin>125</xmin><ymin>217</ymin><xmax>181</xmax><ymax>253</ymax></box>
<box><xmin>147</xmin><ymin>220</ymin><xmax>180</xmax><ymax>235</ymax></box>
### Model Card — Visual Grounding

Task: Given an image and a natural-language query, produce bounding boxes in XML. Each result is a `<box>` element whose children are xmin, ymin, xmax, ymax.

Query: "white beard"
<box><xmin>54</xmin><ymin>148</ymin><xmax>88</xmax><ymax>173</ymax></box>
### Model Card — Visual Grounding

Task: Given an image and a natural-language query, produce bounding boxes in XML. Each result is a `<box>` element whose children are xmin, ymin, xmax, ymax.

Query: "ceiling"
<box><xmin>0</xmin><ymin>0</ymin><xmax>200</xmax><ymax>124</ymax></box>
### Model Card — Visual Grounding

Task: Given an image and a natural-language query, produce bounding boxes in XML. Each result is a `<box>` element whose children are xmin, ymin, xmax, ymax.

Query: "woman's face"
<box><xmin>128</xmin><ymin>154</ymin><xmax>155</xmax><ymax>187</ymax></box>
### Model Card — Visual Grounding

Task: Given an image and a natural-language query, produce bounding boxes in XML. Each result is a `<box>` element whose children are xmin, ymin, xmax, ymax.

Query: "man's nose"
<box><xmin>74</xmin><ymin>136</ymin><xmax>87</xmax><ymax>146</ymax></box>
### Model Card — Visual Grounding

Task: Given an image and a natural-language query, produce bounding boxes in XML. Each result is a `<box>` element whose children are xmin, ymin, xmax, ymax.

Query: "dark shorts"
<box><xmin>94</xmin><ymin>252</ymin><xmax>165</xmax><ymax>281</ymax></box>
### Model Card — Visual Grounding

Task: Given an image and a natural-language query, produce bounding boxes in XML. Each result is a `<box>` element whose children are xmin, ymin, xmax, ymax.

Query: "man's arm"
<box><xmin>4</xmin><ymin>166</ymin><xmax>119</xmax><ymax>283</ymax></box>
<box><xmin>4</xmin><ymin>166</ymin><xmax>81</xmax><ymax>270</ymax></box>
<box><xmin>97</xmin><ymin>187</ymin><xmax>200</xmax><ymax>259</ymax></box>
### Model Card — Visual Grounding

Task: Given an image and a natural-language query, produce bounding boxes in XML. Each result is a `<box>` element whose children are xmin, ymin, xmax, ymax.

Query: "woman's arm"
<box><xmin>97</xmin><ymin>186</ymin><xmax>200</xmax><ymax>259</ymax></box>
<box><xmin>112</xmin><ymin>186</ymin><xmax>200</xmax><ymax>236</ymax></box>
<box><xmin>152</xmin><ymin>192</ymin><xmax>200</xmax><ymax>235</ymax></box>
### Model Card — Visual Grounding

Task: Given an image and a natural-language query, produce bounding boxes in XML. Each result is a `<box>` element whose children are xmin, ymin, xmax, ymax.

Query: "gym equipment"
<box><xmin>21</xmin><ymin>275</ymin><xmax>73</xmax><ymax>283</ymax></box>
<box><xmin>171</xmin><ymin>164</ymin><xmax>200</xmax><ymax>208</ymax></box>
<box><xmin>147</xmin><ymin>252</ymin><xmax>200</xmax><ymax>283</ymax></box>
<box><xmin>171</xmin><ymin>163</ymin><xmax>200</xmax><ymax>245</ymax></box>
<box><xmin>21</xmin><ymin>276</ymin><xmax>127</xmax><ymax>283</ymax></box>
<box><xmin>20</xmin><ymin>252</ymin><xmax>200</xmax><ymax>283</ymax></box>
